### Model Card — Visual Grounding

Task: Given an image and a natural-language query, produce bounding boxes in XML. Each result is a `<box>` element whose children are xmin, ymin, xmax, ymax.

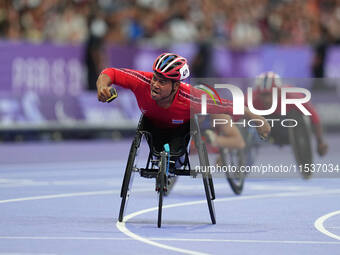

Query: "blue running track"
<box><xmin>0</xmin><ymin>134</ymin><xmax>340</xmax><ymax>255</ymax></box>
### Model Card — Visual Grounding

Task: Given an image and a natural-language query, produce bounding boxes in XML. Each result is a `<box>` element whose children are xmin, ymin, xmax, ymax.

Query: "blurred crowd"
<box><xmin>1</xmin><ymin>0</ymin><xmax>340</xmax><ymax>48</ymax></box>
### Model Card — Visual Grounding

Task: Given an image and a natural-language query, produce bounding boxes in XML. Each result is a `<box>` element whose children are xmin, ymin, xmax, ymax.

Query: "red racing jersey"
<box><xmin>248</xmin><ymin>87</ymin><xmax>320</xmax><ymax>124</ymax></box>
<box><xmin>101</xmin><ymin>68</ymin><xmax>236</xmax><ymax>128</ymax></box>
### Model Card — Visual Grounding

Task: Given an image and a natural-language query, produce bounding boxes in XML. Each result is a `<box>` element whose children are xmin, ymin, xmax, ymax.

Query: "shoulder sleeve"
<box><xmin>101</xmin><ymin>68</ymin><xmax>152</xmax><ymax>92</ymax></box>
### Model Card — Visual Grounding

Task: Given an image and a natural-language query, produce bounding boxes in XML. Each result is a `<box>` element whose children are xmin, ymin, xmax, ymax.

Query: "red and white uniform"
<box><xmin>102</xmin><ymin>68</ymin><xmax>235</xmax><ymax>128</ymax></box>
<box><xmin>249</xmin><ymin>87</ymin><xmax>320</xmax><ymax>124</ymax></box>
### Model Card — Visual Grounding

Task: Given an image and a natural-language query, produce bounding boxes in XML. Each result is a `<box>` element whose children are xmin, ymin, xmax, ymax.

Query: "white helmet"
<box><xmin>254</xmin><ymin>71</ymin><xmax>282</xmax><ymax>92</ymax></box>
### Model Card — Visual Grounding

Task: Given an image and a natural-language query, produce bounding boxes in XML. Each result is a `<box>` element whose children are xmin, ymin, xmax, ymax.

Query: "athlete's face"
<box><xmin>150</xmin><ymin>73</ymin><xmax>174</xmax><ymax>101</ymax></box>
<box><xmin>259</xmin><ymin>92</ymin><xmax>273</xmax><ymax>108</ymax></box>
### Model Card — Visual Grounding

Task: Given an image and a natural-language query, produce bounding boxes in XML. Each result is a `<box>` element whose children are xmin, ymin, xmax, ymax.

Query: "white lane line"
<box><xmin>1</xmin><ymin>184</ymin><xmax>339</xmax><ymax>254</ymax></box>
<box><xmin>0</xmin><ymin>178</ymin><xmax>125</xmax><ymax>188</ymax></box>
<box><xmin>0</xmin><ymin>188</ymin><xmax>155</xmax><ymax>204</ymax></box>
<box><xmin>117</xmin><ymin>219</ymin><xmax>208</xmax><ymax>255</ymax></box>
<box><xmin>248</xmin><ymin>184</ymin><xmax>321</xmax><ymax>192</ymax></box>
<box><xmin>0</xmin><ymin>185</ymin><xmax>214</xmax><ymax>255</ymax></box>
<box><xmin>0</xmin><ymin>236</ymin><xmax>132</xmax><ymax>241</ymax></box>
<box><xmin>117</xmin><ymin>189</ymin><xmax>340</xmax><ymax>255</ymax></box>
<box><xmin>0</xmin><ymin>253</ymin><xmax>56</xmax><ymax>255</ymax></box>
<box><xmin>0</xmin><ymin>175</ymin><xmax>240</xmax><ymax>189</ymax></box>
<box><xmin>0</xmin><ymin>160</ymin><xmax>124</xmax><ymax>171</ymax></box>
<box><xmin>0</xmin><ymin>190</ymin><xmax>116</xmax><ymax>204</ymax></box>
<box><xmin>0</xmin><ymin>183</ymin><xmax>228</xmax><ymax>204</ymax></box>
<box><xmin>0</xmin><ymin>236</ymin><xmax>340</xmax><ymax>245</ymax></box>
<box><xmin>314</xmin><ymin>210</ymin><xmax>340</xmax><ymax>241</ymax></box>
<box><xmin>0</xmin><ymin>160</ymin><xmax>125</xmax><ymax>174</ymax></box>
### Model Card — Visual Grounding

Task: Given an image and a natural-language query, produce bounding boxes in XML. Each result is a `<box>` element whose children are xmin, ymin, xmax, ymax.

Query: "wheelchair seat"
<box><xmin>137</xmin><ymin>115</ymin><xmax>191</xmax><ymax>159</ymax></box>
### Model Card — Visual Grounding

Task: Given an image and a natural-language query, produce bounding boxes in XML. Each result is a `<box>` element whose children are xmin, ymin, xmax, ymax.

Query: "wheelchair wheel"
<box><xmin>208</xmin><ymin>174</ymin><xmax>215</xmax><ymax>200</ymax></box>
<box><xmin>220</xmin><ymin>148</ymin><xmax>246</xmax><ymax>195</ymax></box>
<box><xmin>193</xmin><ymin>127</ymin><xmax>216</xmax><ymax>224</ymax></box>
<box><xmin>118</xmin><ymin>134</ymin><xmax>140</xmax><ymax>222</ymax></box>
<box><xmin>202</xmin><ymin>173</ymin><xmax>216</xmax><ymax>224</ymax></box>
<box><xmin>194</xmin><ymin>128</ymin><xmax>215</xmax><ymax>199</ymax></box>
<box><xmin>288</xmin><ymin>110</ymin><xmax>313</xmax><ymax>179</ymax></box>
<box><xmin>157</xmin><ymin>151</ymin><xmax>167</xmax><ymax>228</ymax></box>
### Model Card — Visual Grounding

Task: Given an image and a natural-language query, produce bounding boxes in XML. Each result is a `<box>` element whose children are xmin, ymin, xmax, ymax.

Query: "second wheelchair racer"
<box><xmin>250</xmin><ymin>71</ymin><xmax>328</xmax><ymax>157</ymax></box>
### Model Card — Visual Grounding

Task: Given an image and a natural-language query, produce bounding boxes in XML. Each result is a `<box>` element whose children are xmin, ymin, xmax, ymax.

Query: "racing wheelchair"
<box><xmin>268</xmin><ymin>109</ymin><xmax>313</xmax><ymax>178</ymax></box>
<box><xmin>242</xmin><ymin>109</ymin><xmax>313</xmax><ymax>178</ymax></box>
<box><xmin>118</xmin><ymin>114</ymin><xmax>216</xmax><ymax>228</ymax></box>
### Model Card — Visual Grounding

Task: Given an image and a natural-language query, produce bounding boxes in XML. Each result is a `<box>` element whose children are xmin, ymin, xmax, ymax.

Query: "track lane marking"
<box><xmin>314</xmin><ymin>210</ymin><xmax>340</xmax><ymax>241</ymax></box>
<box><xmin>0</xmin><ymin>236</ymin><xmax>340</xmax><ymax>245</ymax></box>
<box><xmin>1</xmin><ymin>185</ymin><xmax>340</xmax><ymax>254</ymax></box>
<box><xmin>117</xmin><ymin>189</ymin><xmax>340</xmax><ymax>255</ymax></box>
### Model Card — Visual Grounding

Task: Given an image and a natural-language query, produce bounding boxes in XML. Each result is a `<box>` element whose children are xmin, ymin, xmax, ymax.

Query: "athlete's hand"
<box><xmin>317</xmin><ymin>142</ymin><xmax>328</xmax><ymax>156</ymax></box>
<box><xmin>96</xmin><ymin>73</ymin><xmax>114</xmax><ymax>102</ymax></box>
<box><xmin>97</xmin><ymin>85</ymin><xmax>112</xmax><ymax>102</ymax></box>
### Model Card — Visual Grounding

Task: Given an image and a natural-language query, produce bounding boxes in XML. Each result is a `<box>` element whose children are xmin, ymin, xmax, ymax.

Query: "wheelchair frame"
<box><xmin>118</xmin><ymin>114</ymin><xmax>216</xmax><ymax>228</ymax></box>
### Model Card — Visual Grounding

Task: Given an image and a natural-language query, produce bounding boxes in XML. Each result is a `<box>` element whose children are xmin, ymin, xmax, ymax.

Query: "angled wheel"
<box><xmin>208</xmin><ymin>174</ymin><xmax>215</xmax><ymax>200</ymax></box>
<box><xmin>199</xmin><ymin>142</ymin><xmax>216</xmax><ymax>223</ymax></box>
<box><xmin>157</xmin><ymin>151</ymin><xmax>167</xmax><ymax>228</ymax></box>
<box><xmin>203</xmin><ymin>140</ymin><xmax>215</xmax><ymax>200</ymax></box>
<box><xmin>202</xmin><ymin>173</ymin><xmax>216</xmax><ymax>224</ymax></box>
<box><xmin>193</xmin><ymin>116</ymin><xmax>215</xmax><ymax>201</ymax></box>
<box><xmin>288</xmin><ymin>110</ymin><xmax>313</xmax><ymax>179</ymax></box>
<box><xmin>118</xmin><ymin>134</ymin><xmax>141</xmax><ymax>222</ymax></box>
<box><xmin>221</xmin><ymin>148</ymin><xmax>246</xmax><ymax>195</ymax></box>
<box><xmin>193</xmin><ymin>116</ymin><xmax>216</xmax><ymax>224</ymax></box>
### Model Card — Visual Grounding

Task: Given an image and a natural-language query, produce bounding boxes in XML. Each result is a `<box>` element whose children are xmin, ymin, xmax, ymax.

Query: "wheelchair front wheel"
<box><xmin>202</xmin><ymin>173</ymin><xmax>216</xmax><ymax>224</ymax></box>
<box><xmin>157</xmin><ymin>151</ymin><xmax>167</xmax><ymax>228</ymax></box>
<box><xmin>118</xmin><ymin>135</ymin><xmax>140</xmax><ymax>222</ymax></box>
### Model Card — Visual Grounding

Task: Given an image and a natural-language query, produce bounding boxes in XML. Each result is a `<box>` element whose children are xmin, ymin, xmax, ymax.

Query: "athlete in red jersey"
<box><xmin>251</xmin><ymin>71</ymin><xmax>328</xmax><ymax>156</ymax></box>
<box><xmin>96</xmin><ymin>53</ymin><xmax>270</xmax><ymax>139</ymax></box>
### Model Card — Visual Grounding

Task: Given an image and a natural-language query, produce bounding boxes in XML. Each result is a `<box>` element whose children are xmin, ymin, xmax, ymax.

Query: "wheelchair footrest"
<box><xmin>169</xmin><ymin>169</ymin><xmax>192</xmax><ymax>176</ymax></box>
<box><xmin>140</xmin><ymin>168</ymin><xmax>158</xmax><ymax>178</ymax></box>
<box><xmin>139</xmin><ymin>168</ymin><xmax>197</xmax><ymax>178</ymax></box>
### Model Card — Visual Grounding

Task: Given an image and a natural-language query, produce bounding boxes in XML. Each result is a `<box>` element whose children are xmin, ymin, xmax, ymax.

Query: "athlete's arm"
<box><xmin>313</xmin><ymin>123</ymin><xmax>328</xmax><ymax>156</ymax></box>
<box><xmin>304</xmin><ymin>102</ymin><xmax>328</xmax><ymax>156</ymax></box>
<box><xmin>96</xmin><ymin>67</ymin><xmax>152</xmax><ymax>102</ymax></box>
<box><xmin>212</xmin><ymin>114</ymin><xmax>246</xmax><ymax>149</ymax></box>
